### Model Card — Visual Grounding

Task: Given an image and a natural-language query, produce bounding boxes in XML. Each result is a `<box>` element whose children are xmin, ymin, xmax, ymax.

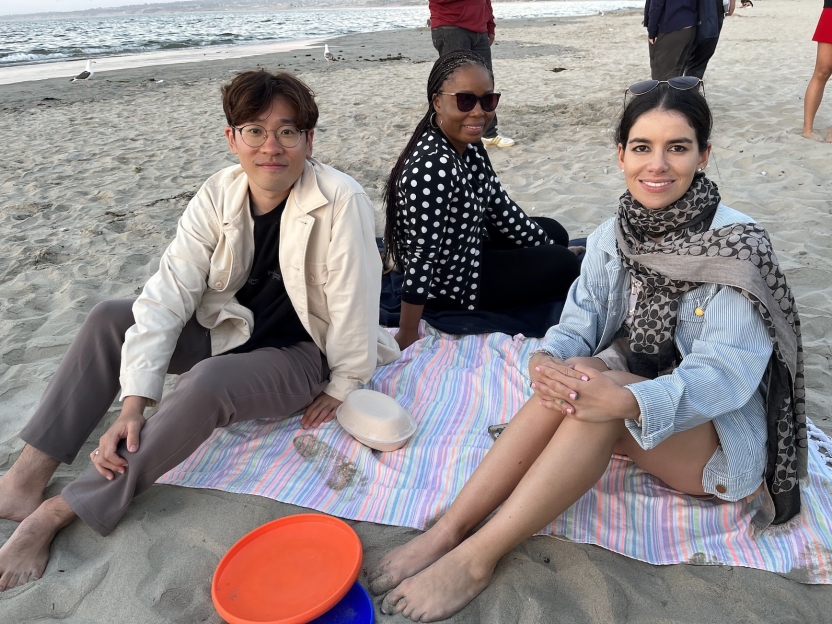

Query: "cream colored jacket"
<box><xmin>120</xmin><ymin>159</ymin><xmax>400</xmax><ymax>405</ymax></box>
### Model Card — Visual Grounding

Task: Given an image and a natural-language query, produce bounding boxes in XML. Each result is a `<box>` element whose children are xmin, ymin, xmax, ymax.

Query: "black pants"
<box><xmin>685</xmin><ymin>19</ymin><xmax>724</xmax><ymax>78</ymax></box>
<box><xmin>428</xmin><ymin>217</ymin><xmax>581</xmax><ymax>312</ymax></box>
<box><xmin>649</xmin><ymin>27</ymin><xmax>696</xmax><ymax>80</ymax></box>
<box><xmin>431</xmin><ymin>26</ymin><xmax>500</xmax><ymax>138</ymax></box>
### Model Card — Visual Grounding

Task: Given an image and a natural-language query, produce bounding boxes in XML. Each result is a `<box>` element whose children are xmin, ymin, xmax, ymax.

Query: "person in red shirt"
<box><xmin>429</xmin><ymin>0</ymin><xmax>515</xmax><ymax>147</ymax></box>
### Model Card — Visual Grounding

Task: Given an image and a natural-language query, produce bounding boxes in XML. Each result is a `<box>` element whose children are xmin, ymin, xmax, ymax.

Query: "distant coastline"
<box><xmin>2</xmin><ymin>0</ymin><xmax>429</xmax><ymax>21</ymax></box>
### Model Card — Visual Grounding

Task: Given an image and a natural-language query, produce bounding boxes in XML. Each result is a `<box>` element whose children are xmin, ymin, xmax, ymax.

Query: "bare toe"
<box><xmin>368</xmin><ymin>570</ymin><xmax>395</xmax><ymax>595</ymax></box>
<box><xmin>380</xmin><ymin>588</ymin><xmax>406</xmax><ymax>615</ymax></box>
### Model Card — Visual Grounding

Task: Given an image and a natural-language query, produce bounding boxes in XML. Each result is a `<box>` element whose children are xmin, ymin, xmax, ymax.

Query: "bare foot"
<box><xmin>0</xmin><ymin>473</ymin><xmax>45</xmax><ymax>522</ymax></box>
<box><xmin>380</xmin><ymin>541</ymin><xmax>495</xmax><ymax>622</ymax></box>
<box><xmin>0</xmin><ymin>495</ymin><xmax>75</xmax><ymax>591</ymax></box>
<box><xmin>367</xmin><ymin>522</ymin><xmax>460</xmax><ymax>596</ymax></box>
<box><xmin>802</xmin><ymin>130</ymin><xmax>824</xmax><ymax>142</ymax></box>
<box><xmin>825</xmin><ymin>129</ymin><xmax>832</xmax><ymax>143</ymax></box>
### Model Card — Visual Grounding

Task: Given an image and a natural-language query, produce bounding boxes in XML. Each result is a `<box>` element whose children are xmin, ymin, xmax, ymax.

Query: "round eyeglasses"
<box><xmin>232</xmin><ymin>124</ymin><xmax>308</xmax><ymax>148</ymax></box>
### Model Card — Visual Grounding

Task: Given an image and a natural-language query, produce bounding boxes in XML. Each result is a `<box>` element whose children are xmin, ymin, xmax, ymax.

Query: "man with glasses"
<box><xmin>0</xmin><ymin>70</ymin><xmax>400</xmax><ymax>590</ymax></box>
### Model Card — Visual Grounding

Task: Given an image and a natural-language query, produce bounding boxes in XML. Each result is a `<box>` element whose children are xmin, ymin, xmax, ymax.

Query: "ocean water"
<box><xmin>0</xmin><ymin>1</ymin><xmax>640</xmax><ymax>67</ymax></box>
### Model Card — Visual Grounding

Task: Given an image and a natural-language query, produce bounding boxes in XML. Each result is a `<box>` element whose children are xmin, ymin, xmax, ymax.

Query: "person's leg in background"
<box><xmin>803</xmin><ymin>42</ymin><xmax>832</xmax><ymax>141</ymax></box>
<box><xmin>649</xmin><ymin>27</ymin><xmax>697</xmax><ymax>80</ymax></box>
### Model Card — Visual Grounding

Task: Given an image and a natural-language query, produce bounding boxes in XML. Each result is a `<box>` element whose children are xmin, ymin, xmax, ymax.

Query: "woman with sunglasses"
<box><xmin>383</xmin><ymin>50</ymin><xmax>581</xmax><ymax>351</ymax></box>
<box><xmin>369</xmin><ymin>80</ymin><xmax>805</xmax><ymax>622</ymax></box>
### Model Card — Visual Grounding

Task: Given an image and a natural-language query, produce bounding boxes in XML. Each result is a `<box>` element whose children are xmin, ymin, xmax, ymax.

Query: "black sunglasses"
<box><xmin>436</xmin><ymin>91</ymin><xmax>501</xmax><ymax>112</ymax></box>
<box><xmin>624</xmin><ymin>76</ymin><xmax>704</xmax><ymax>103</ymax></box>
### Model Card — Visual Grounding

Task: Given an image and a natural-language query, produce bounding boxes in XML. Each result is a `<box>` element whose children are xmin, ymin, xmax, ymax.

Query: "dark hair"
<box><xmin>615</xmin><ymin>84</ymin><xmax>712</xmax><ymax>153</ymax></box>
<box><xmin>221</xmin><ymin>70</ymin><xmax>318</xmax><ymax>131</ymax></box>
<box><xmin>382</xmin><ymin>51</ymin><xmax>493</xmax><ymax>270</ymax></box>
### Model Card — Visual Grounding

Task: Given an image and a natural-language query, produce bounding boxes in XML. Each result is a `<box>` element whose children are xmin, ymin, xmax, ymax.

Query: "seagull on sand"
<box><xmin>324</xmin><ymin>44</ymin><xmax>337</xmax><ymax>67</ymax></box>
<box><xmin>70</xmin><ymin>60</ymin><xmax>96</xmax><ymax>84</ymax></box>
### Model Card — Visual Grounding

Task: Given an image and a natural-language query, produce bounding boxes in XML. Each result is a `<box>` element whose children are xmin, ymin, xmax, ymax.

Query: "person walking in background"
<box><xmin>803</xmin><ymin>0</ymin><xmax>832</xmax><ymax>141</ymax></box>
<box><xmin>644</xmin><ymin>0</ymin><xmax>698</xmax><ymax>80</ymax></box>
<box><xmin>429</xmin><ymin>0</ymin><xmax>515</xmax><ymax>147</ymax></box>
<box><xmin>685</xmin><ymin>0</ymin><xmax>736</xmax><ymax>78</ymax></box>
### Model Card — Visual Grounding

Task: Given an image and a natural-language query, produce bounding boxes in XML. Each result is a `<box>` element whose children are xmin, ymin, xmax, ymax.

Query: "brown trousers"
<box><xmin>19</xmin><ymin>299</ymin><xmax>328</xmax><ymax>536</ymax></box>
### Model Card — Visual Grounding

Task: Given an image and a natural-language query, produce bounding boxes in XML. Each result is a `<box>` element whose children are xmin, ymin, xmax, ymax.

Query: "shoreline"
<box><xmin>0</xmin><ymin>2</ymin><xmax>642</xmax><ymax>85</ymax></box>
<box><xmin>0</xmin><ymin>38</ymin><xmax>324</xmax><ymax>86</ymax></box>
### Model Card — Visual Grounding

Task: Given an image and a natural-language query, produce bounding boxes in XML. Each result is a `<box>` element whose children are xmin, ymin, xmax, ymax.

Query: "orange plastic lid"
<box><xmin>212</xmin><ymin>514</ymin><xmax>363</xmax><ymax>624</ymax></box>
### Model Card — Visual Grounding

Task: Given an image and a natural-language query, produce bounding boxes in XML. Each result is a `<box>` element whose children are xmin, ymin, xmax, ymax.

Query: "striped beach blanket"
<box><xmin>158</xmin><ymin>326</ymin><xmax>832</xmax><ymax>584</ymax></box>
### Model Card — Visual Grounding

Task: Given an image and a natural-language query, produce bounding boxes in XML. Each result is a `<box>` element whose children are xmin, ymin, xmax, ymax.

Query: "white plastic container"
<box><xmin>336</xmin><ymin>389</ymin><xmax>416</xmax><ymax>452</ymax></box>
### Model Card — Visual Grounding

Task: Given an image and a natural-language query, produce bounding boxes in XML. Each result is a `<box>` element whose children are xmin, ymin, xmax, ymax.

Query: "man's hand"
<box><xmin>301</xmin><ymin>391</ymin><xmax>343</xmax><ymax>429</ymax></box>
<box><xmin>92</xmin><ymin>397</ymin><xmax>147</xmax><ymax>480</ymax></box>
<box><xmin>488</xmin><ymin>33</ymin><xmax>495</xmax><ymax>45</ymax></box>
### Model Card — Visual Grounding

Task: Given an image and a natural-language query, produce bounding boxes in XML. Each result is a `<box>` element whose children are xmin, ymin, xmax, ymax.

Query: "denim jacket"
<box><xmin>536</xmin><ymin>205</ymin><xmax>772</xmax><ymax>501</ymax></box>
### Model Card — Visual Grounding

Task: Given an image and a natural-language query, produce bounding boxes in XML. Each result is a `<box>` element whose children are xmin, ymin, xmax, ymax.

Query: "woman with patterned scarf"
<box><xmin>368</xmin><ymin>79</ymin><xmax>806</xmax><ymax>623</ymax></box>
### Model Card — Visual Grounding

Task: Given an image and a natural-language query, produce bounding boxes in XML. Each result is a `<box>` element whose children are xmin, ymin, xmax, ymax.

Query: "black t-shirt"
<box><xmin>231</xmin><ymin>198</ymin><xmax>313</xmax><ymax>353</ymax></box>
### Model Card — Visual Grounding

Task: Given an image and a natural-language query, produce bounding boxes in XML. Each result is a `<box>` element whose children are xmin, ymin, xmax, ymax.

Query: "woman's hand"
<box><xmin>92</xmin><ymin>397</ymin><xmax>147</xmax><ymax>480</ymax></box>
<box><xmin>301</xmin><ymin>391</ymin><xmax>343</xmax><ymax>429</ymax></box>
<box><xmin>530</xmin><ymin>353</ymin><xmax>585</xmax><ymax>414</ymax></box>
<box><xmin>540</xmin><ymin>364</ymin><xmax>641</xmax><ymax>422</ymax></box>
<box><xmin>395</xmin><ymin>329</ymin><xmax>420</xmax><ymax>351</ymax></box>
<box><xmin>396</xmin><ymin>302</ymin><xmax>424</xmax><ymax>352</ymax></box>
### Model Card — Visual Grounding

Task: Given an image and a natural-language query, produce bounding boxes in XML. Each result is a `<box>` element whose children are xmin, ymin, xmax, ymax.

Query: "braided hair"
<box><xmin>382</xmin><ymin>50</ymin><xmax>494</xmax><ymax>271</ymax></box>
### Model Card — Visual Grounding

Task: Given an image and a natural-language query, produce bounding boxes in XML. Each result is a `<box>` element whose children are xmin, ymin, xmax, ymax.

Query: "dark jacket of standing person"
<box><xmin>644</xmin><ymin>0</ymin><xmax>698</xmax><ymax>40</ymax></box>
<box><xmin>430</xmin><ymin>0</ymin><xmax>495</xmax><ymax>36</ymax></box>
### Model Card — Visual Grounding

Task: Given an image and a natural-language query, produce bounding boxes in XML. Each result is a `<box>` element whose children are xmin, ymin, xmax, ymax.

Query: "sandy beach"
<box><xmin>2</xmin><ymin>0</ymin><xmax>832</xmax><ymax>621</ymax></box>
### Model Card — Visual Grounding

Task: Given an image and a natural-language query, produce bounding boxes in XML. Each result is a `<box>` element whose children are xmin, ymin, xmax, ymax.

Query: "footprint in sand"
<box><xmin>292</xmin><ymin>434</ymin><xmax>367</xmax><ymax>492</ymax></box>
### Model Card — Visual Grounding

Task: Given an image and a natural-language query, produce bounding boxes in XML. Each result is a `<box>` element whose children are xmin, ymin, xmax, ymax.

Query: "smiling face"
<box><xmin>617</xmin><ymin>108</ymin><xmax>710</xmax><ymax>210</ymax></box>
<box><xmin>432</xmin><ymin>64</ymin><xmax>496</xmax><ymax>153</ymax></box>
<box><xmin>224</xmin><ymin>95</ymin><xmax>313</xmax><ymax>215</ymax></box>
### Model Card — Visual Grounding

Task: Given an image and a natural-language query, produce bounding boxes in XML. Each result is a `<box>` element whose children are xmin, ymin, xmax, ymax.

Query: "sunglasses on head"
<box><xmin>436</xmin><ymin>91</ymin><xmax>501</xmax><ymax>112</ymax></box>
<box><xmin>624</xmin><ymin>76</ymin><xmax>704</xmax><ymax>102</ymax></box>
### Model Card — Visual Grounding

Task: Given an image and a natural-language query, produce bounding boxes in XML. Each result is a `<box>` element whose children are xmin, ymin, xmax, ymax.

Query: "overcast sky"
<box><xmin>1</xmin><ymin>1</ymin><xmax>168</xmax><ymax>17</ymax></box>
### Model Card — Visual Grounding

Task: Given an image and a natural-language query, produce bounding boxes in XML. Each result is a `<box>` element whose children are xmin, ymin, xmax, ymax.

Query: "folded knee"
<box><xmin>86</xmin><ymin>299</ymin><xmax>134</xmax><ymax>330</ymax></box>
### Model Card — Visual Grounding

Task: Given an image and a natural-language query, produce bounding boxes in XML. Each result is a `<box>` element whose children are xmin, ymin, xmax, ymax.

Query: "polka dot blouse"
<box><xmin>395</xmin><ymin>126</ymin><xmax>553</xmax><ymax>310</ymax></box>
